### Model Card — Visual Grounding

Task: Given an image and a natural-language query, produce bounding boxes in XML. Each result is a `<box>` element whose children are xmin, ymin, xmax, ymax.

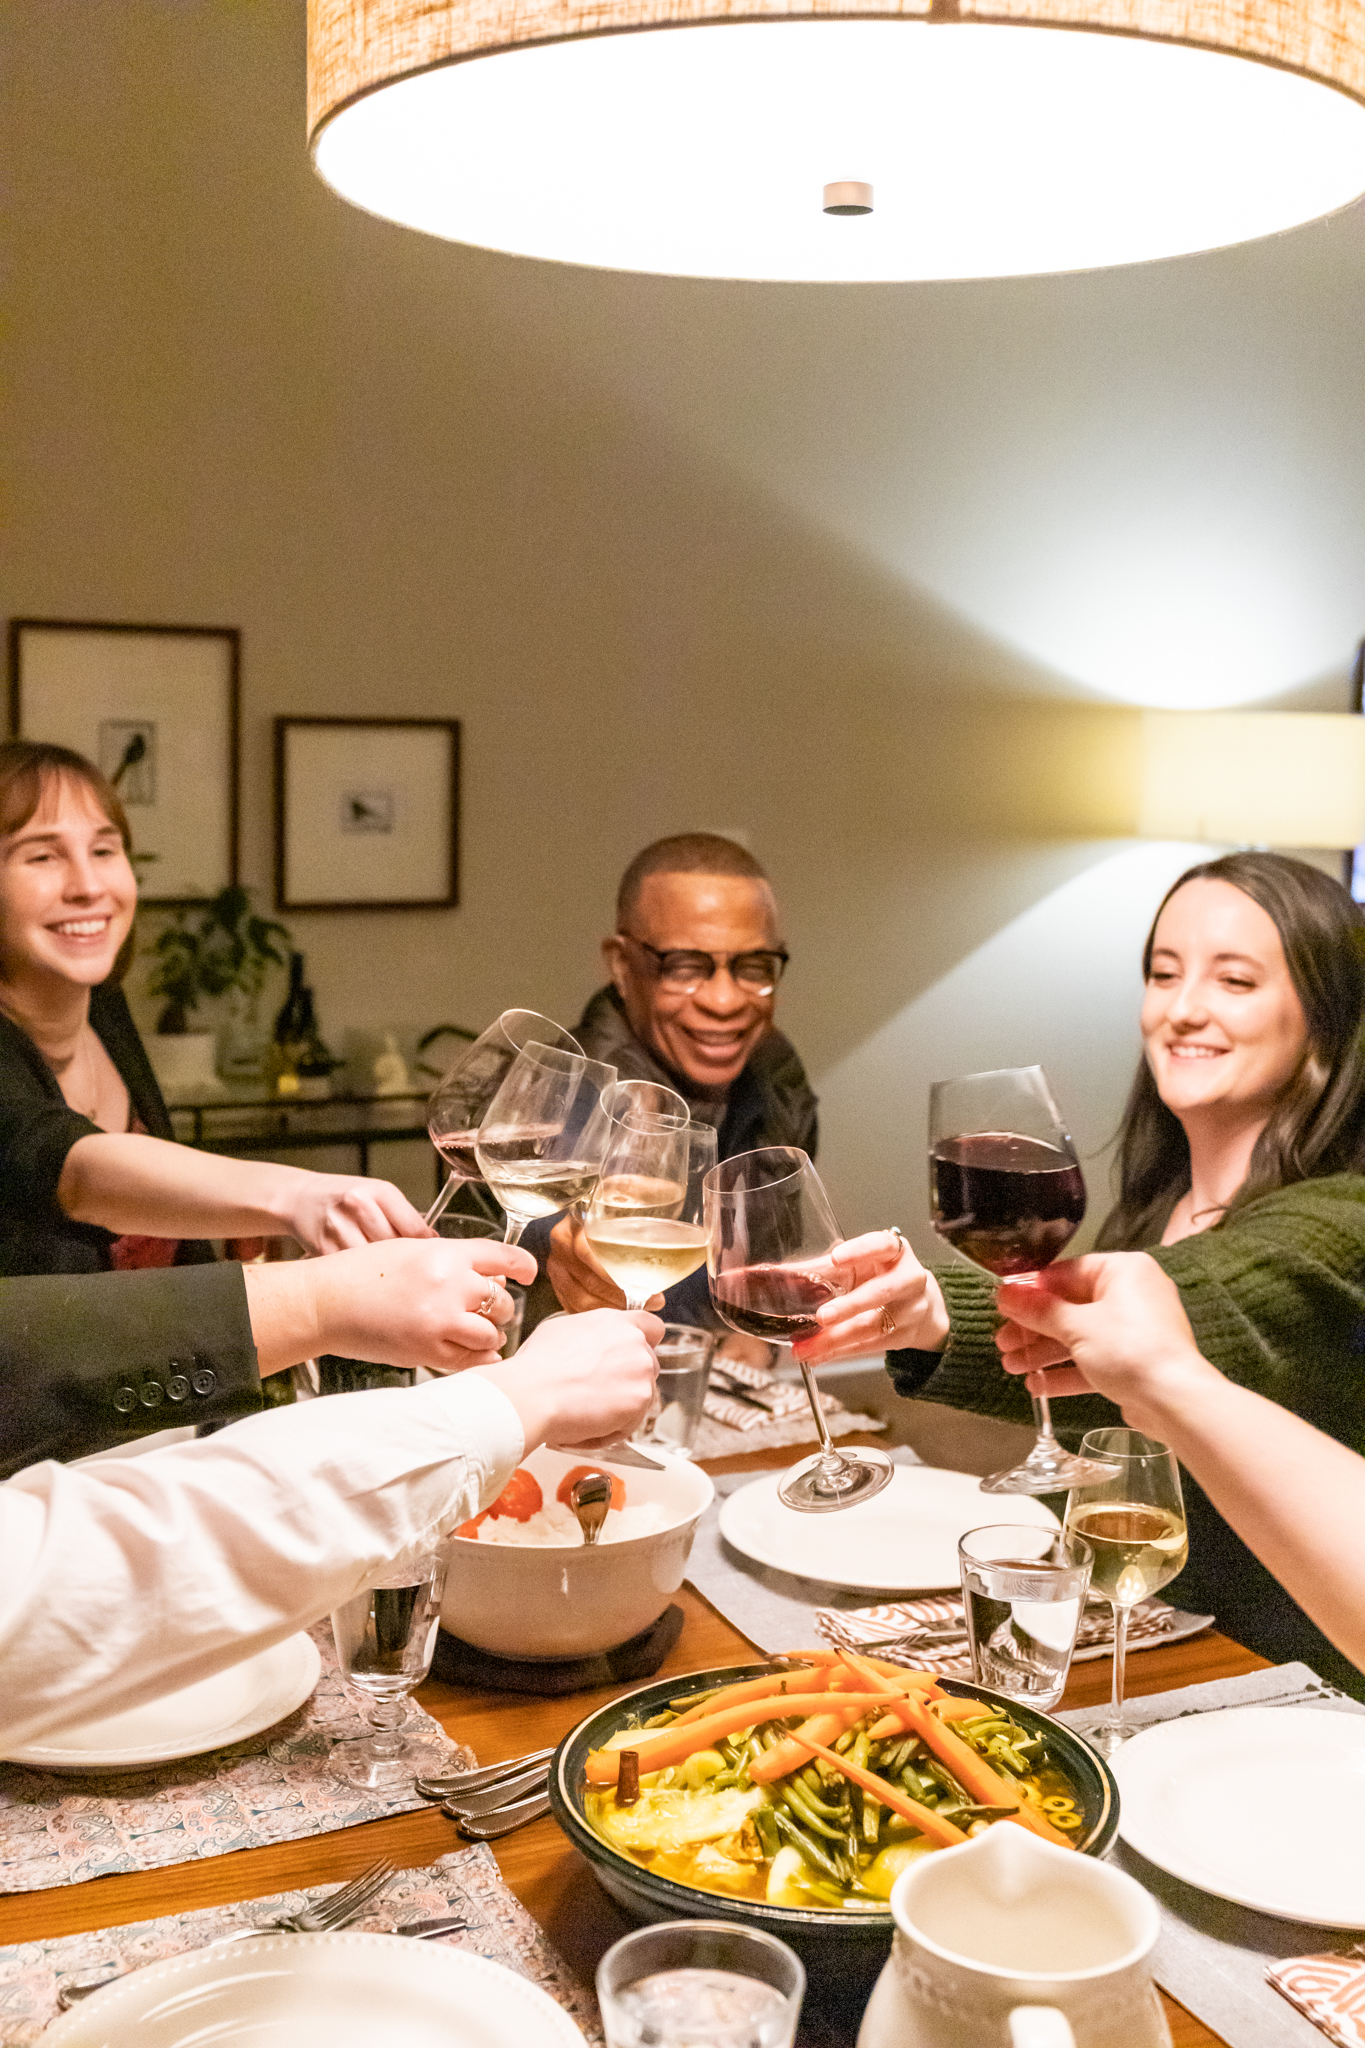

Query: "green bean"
<box><xmin>797</xmin><ymin>1768</ymin><xmax>845</xmax><ymax>1816</ymax></box>
<box><xmin>669</xmin><ymin>1688</ymin><xmax>719</xmax><ymax>1712</ymax></box>
<box><xmin>752</xmin><ymin>1806</ymin><xmax>780</xmax><ymax>1858</ymax></box>
<box><xmin>773</xmin><ymin>1804</ymin><xmax>848</xmax><ymax>1884</ymax></box>
<box><xmin>834</xmin><ymin>1728</ymin><xmax>858</xmax><ymax>1754</ymax></box>
<box><xmin>643</xmin><ymin>1710</ymin><xmax>676</xmax><ymax>1728</ymax></box>
<box><xmin>862</xmin><ymin>1790</ymin><xmax>882</xmax><ymax>1844</ymax></box>
<box><xmin>851</xmin><ymin>1729</ymin><xmax>871</xmax><ymax>1773</ymax></box>
<box><xmin>781</xmin><ymin>1782</ymin><xmax>847</xmax><ymax>1840</ymax></box>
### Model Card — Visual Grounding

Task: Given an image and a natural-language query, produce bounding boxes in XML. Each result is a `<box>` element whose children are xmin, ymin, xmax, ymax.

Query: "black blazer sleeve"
<box><xmin>0</xmin><ymin>1262</ymin><xmax>262</xmax><ymax>1477</ymax></box>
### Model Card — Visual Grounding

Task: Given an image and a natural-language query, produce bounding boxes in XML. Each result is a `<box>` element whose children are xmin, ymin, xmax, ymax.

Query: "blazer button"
<box><xmin>113</xmin><ymin>1386</ymin><xmax>138</xmax><ymax>1414</ymax></box>
<box><xmin>167</xmin><ymin>1374</ymin><xmax>190</xmax><ymax>1402</ymax></box>
<box><xmin>140</xmin><ymin>1381</ymin><xmax>164</xmax><ymax>1408</ymax></box>
<box><xmin>191</xmin><ymin>1367</ymin><xmax>217</xmax><ymax>1396</ymax></box>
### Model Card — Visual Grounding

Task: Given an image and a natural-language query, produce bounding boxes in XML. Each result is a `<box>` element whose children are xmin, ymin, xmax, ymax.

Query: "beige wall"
<box><xmin>6</xmin><ymin>1</ymin><xmax>1364</xmax><ymax>1246</ymax></box>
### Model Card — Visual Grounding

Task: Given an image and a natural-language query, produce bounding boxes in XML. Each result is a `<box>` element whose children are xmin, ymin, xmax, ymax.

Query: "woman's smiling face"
<box><xmin>0</xmin><ymin>774</ymin><xmax>137</xmax><ymax>995</ymax></box>
<box><xmin>1141</xmin><ymin>878</ymin><xmax>1311</xmax><ymax>1129</ymax></box>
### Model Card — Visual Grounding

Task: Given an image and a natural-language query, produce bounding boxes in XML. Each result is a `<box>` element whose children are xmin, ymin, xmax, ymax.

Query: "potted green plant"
<box><xmin>145</xmin><ymin>886</ymin><xmax>291</xmax><ymax>1095</ymax></box>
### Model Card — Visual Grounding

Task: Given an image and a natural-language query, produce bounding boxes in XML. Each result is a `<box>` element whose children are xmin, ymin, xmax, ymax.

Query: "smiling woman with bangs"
<box><xmin>799</xmin><ymin>852</ymin><xmax>1365</xmax><ymax>1692</ymax></box>
<box><xmin>0</xmin><ymin>740</ymin><xmax>434</xmax><ymax>1291</ymax></box>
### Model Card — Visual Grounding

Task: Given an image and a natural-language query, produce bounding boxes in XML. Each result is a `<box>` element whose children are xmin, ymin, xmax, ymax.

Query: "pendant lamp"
<box><xmin>308</xmin><ymin>2</ymin><xmax>1365</xmax><ymax>281</ymax></box>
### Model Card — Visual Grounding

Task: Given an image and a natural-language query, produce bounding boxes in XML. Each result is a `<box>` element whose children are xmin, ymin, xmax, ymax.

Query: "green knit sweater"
<box><xmin>887</xmin><ymin>1175</ymin><xmax>1365</xmax><ymax>1691</ymax></box>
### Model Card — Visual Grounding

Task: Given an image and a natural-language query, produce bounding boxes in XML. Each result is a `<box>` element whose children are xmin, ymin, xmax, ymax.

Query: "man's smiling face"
<box><xmin>604</xmin><ymin>871</ymin><xmax>783</xmax><ymax>1090</ymax></box>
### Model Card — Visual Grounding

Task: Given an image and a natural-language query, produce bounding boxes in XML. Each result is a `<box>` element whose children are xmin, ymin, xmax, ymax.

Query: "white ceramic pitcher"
<box><xmin>856</xmin><ymin>1823</ymin><xmax>1171</xmax><ymax>2048</ymax></box>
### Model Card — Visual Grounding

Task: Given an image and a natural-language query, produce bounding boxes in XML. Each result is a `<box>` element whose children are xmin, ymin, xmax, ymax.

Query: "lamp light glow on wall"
<box><xmin>1138</xmin><ymin>712</ymin><xmax>1365</xmax><ymax>849</ymax></box>
<box><xmin>308</xmin><ymin>2</ymin><xmax>1365</xmax><ymax>282</ymax></box>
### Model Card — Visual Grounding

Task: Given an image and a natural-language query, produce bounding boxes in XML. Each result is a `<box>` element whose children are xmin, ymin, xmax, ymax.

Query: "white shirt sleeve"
<box><xmin>0</xmin><ymin>1372</ymin><xmax>524</xmax><ymax>1750</ymax></box>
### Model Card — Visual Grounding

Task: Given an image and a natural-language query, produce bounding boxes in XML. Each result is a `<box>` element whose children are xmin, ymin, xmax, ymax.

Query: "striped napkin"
<box><xmin>814</xmin><ymin>1591</ymin><xmax>1199</xmax><ymax>1678</ymax></box>
<box><xmin>1268</xmin><ymin>1952</ymin><xmax>1365</xmax><ymax>2046</ymax></box>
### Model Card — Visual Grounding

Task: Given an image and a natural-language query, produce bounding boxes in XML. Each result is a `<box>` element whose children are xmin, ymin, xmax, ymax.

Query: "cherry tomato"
<box><xmin>486</xmin><ymin>1467</ymin><xmax>544</xmax><ymax>1522</ymax></box>
<box><xmin>555</xmin><ymin>1465</ymin><xmax>626</xmax><ymax>1512</ymax></box>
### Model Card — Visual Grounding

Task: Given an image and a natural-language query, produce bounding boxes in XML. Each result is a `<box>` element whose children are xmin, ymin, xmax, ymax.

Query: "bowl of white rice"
<box><xmin>439</xmin><ymin>1443</ymin><xmax>714</xmax><ymax>1660</ymax></box>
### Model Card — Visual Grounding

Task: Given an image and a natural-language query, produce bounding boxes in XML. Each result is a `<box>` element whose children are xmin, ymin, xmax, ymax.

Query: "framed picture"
<box><xmin>274</xmin><ymin>717</ymin><xmax>460</xmax><ymax>911</ymax></box>
<box><xmin>8</xmin><ymin>619</ymin><xmax>239</xmax><ymax>902</ymax></box>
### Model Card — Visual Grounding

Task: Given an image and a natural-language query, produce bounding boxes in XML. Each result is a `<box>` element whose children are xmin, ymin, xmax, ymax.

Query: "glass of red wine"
<box><xmin>423</xmin><ymin>1009</ymin><xmax>583</xmax><ymax>1227</ymax></box>
<box><xmin>704</xmin><ymin>1146</ymin><xmax>894</xmax><ymax>1513</ymax></box>
<box><xmin>929</xmin><ymin>1065</ymin><xmax>1119</xmax><ymax>1496</ymax></box>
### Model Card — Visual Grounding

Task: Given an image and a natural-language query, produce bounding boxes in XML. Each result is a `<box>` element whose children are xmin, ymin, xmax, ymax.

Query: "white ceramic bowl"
<box><xmin>439</xmin><ymin>1444</ymin><xmax>714</xmax><ymax>1659</ymax></box>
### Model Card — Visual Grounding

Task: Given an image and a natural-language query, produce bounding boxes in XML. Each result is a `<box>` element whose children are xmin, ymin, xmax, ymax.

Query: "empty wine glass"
<box><xmin>585</xmin><ymin>1092</ymin><xmax>717</xmax><ymax>1312</ymax></box>
<box><xmin>705</xmin><ymin>1146</ymin><xmax>893</xmax><ymax>1513</ymax></box>
<box><xmin>330</xmin><ymin>1551</ymin><xmax>448</xmax><ymax>1788</ymax></box>
<box><xmin>422</xmin><ymin>1009</ymin><xmax>583</xmax><ymax>1227</ymax></box>
<box><xmin>475</xmin><ymin>1043</ymin><xmax>617</xmax><ymax>1245</ymax></box>
<box><xmin>929</xmin><ymin>1066</ymin><xmax>1119</xmax><ymax>1497</ymax></box>
<box><xmin>1063</xmin><ymin>1429</ymin><xmax>1188</xmax><ymax>1756</ymax></box>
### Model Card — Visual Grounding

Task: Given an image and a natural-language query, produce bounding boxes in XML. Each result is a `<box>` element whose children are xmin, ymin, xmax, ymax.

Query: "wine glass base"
<box><xmin>778</xmin><ymin>1446</ymin><xmax>894</xmax><ymax>1514</ymax></box>
<box><xmin>1083</xmin><ymin>1722</ymin><xmax>1129</xmax><ymax>1760</ymax></box>
<box><xmin>334</xmin><ymin>1734</ymin><xmax>427</xmax><ymax>1789</ymax></box>
<box><xmin>980</xmin><ymin>1446</ymin><xmax>1123</xmax><ymax>1496</ymax></box>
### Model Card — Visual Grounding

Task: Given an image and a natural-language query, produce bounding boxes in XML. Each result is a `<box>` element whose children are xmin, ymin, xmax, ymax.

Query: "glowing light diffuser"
<box><xmin>308</xmin><ymin>4</ymin><xmax>1365</xmax><ymax>281</ymax></box>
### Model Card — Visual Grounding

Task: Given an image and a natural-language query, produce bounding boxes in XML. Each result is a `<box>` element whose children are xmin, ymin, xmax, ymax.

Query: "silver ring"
<box><xmin>887</xmin><ymin>1226</ymin><xmax>910</xmax><ymax>1256</ymax></box>
<box><xmin>475</xmin><ymin>1285</ymin><xmax>501</xmax><ymax>1319</ymax></box>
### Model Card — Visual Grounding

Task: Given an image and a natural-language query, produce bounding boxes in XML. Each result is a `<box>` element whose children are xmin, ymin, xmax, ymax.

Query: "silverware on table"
<box><xmin>445</xmin><ymin>1788</ymin><xmax>552</xmax><ymax>1838</ymax></box>
<box><xmin>568</xmin><ymin>1471</ymin><xmax>612</xmax><ymax>1547</ymax></box>
<box><xmin>55</xmin><ymin>1857</ymin><xmax>397</xmax><ymax>2008</ymax></box>
<box><xmin>440</xmin><ymin>1762</ymin><xmax>550</xmax><ymax>1819</ymax></box>
<box><xmin>546</xmin><ymin>1437</ymin><xmax>664</xmax><ymax>1471</ymax></box>
<box><xmin>416</xmin><ymin>1747</ymin><xmax>555</xmax><ymax>1800</ymax></box>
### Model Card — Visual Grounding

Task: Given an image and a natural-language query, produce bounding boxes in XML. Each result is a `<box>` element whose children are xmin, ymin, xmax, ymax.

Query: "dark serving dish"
<box><xmin>548</xmin><ymin>1662</ymin><xmax>1119</xmax><ymax>1961</ymax></box>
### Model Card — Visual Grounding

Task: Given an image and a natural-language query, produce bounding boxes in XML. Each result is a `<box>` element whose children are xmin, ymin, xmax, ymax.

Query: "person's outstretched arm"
<box><xmin>56</xmin><ymin>1131</ymin><xmax>432</xmax><ymax>1251</ymax></box>
<box><xmin>996</xmin><ymin>1252</ymin><xmax>1365</xmax><ymax>1678</ymax></box>
<box><xmin>0</xmin><ymin>1306</ymin><xmax>659</xmax><ymax>1748</ymax></box>
<box><xmin>0</xmin><ymin>1237</ymin><xmax>537</xmax><ymax>1475</ymax></box>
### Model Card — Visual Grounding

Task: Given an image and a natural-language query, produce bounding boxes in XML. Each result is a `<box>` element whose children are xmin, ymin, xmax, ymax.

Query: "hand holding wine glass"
<box><xmin>705</xmin><ymin>1146</ymin><xmax>893</xmax><ymax>1513</ymax></box>
<box><xmin>929</xmin><ymin>1065</ymin><xmax>1118</xmax><ymax>1496</ymax></box>
<box><xmin>1063</xmin><ymin>1430</ymin><xmax>1187</xmax><ymax>1757</ymax></box>
<box><xmin>423</xmin><ymin>1008</ymin><xmax>583</xmax><ymax>1226</ymax></box>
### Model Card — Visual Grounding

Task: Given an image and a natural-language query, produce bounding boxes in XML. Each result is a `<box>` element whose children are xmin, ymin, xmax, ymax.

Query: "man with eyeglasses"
<box><xmin>537</xmin><ymin>834</ymin><xmax>817</xmax><ymax>1338</ymax></box>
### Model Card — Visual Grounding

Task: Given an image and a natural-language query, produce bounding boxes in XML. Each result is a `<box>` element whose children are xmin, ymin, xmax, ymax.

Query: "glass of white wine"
<box><xmin>474</xmin><ymin>1043</ymin><xmax>617</xmax><ymax>1245</ymax></box>
<box><xmin>584</xmin><ymin>1095</ymin><xmax>717</xmax><ymax>1311</ymax></box>
<box><xmin>422</xmin><ymin>1008</ymin><xmax>583</xmax><ymax>1227</ymax></box>
<box><xmin>1063</xmin><ymin>1428</ymin><xmax>1188</xmax><ymax>1758</ymax></box>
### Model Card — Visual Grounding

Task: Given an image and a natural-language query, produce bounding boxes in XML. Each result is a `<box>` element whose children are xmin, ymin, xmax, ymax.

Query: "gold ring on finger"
<box><xmin>878</xmin><ymin>1305</ymin><xmax>897</xmax><ymax>1339</ymax></box>
<box><xmin>476</xmin><ymin>1286</ymin><xmax>501</xmax><ymax>1318</ymax></box>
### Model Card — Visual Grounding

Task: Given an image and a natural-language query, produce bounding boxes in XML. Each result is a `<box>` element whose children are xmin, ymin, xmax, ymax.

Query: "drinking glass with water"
<box><xmin>958</xmin><ymin>1523</ymin><xmax>1093</xmax><ymax>1711</ymax></box>
<box><xmin>598</xmin><ymin>1922</ymin><xmax>804</xmax><ymax>2048</ymax></box>
<box><xmin>330</xmin><ymin>1550</ymin><xmax>447</xmax><ymax>1788</ymax></box>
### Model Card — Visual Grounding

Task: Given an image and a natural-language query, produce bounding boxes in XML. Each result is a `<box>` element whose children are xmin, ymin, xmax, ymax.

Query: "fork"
<box><xmin>56</xmin><ymin>1858</ymin><xmax>396</xmax><ymax>2007</ymax></box>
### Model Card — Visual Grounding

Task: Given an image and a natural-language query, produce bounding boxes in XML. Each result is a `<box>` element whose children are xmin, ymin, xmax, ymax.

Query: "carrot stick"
<box><xmin>670</xmin><ymin>1669</ymin><xmax>839</xmax><ymax>1727</ymax></box>
<box><xmin>869</xmin><ymin>1694</ymin><xmax>1074</xmax><ymax>1850</ymax></box>
<box><xmin>746</xmin><ymin>1660</ymin><xmax>896</xmax><ymax>1782</ymax></box>
<box><xmin>785</xmin><ymin>1734</ymin><xmax>968</xmax><ymax>1849</ymax></box>
<box><xmin>583</xmin><ymin>1692</ymin><xmax>905</xmax><ymax>1785</ymax></box>
<box><xmin>936</xmin><ymin>1697</ymin><xmax>1000</xmax><ymax>1721</ymax></box>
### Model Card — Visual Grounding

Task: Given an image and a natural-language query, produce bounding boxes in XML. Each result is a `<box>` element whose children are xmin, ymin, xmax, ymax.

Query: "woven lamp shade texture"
<box><xmin>309</xmin><ymin>1</ymin><xmax>1365</xmax><ymax>132</ymax></box>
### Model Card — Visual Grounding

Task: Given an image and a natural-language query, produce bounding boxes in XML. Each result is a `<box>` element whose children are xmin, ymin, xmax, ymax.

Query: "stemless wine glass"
<box><xmin>585</xmin><ymin>1095</ymin><xmax>717</xmax><ymax>1311</ymax></box>
<box><xmin>423</xmin><ymin>1008</ymin><xmax>583</xmax><ymax>1226</ymax></box>
<box><xmin>330</xmin><ymin>1550</ymin><xmax>448</xmax><ymax>1788</ymax></box>
<box><xmin>475</xmin><ymin>1043</ymin><xmax>617</xmax><ymax>1244</ymax></box>
<box><xmin>705</xmin><ymin>1146</ymin><xmax>894</xmax><ymax>1513</ymax></box>
<box><xmin>929</xmin><ymin>1065</ymin><xmax>1118</xmax><ymax>1496</ymax></box>
<box><xmin>1063</xmin><ymin>1428</ymin><xmax>1188</xmax><ymax>1757</ymax></box>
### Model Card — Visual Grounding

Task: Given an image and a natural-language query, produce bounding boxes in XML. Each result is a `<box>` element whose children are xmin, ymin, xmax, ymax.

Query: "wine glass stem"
<box><xmin>503</xmin><ymin>1216</ymin><xmax>527</xmax><ymax>1247</ymax></box>
<box><xmin>367</xmin><ymin>1692</ymin><xmax>409</xmax><ymax>1759</ymax></box>
<box><xmin>1109</xmin><ymin>1600</ymin><xmax>1131</xmax><ymax>1734</ymax></box>
<box><xmin>1030</xmin><ymin>1387</ymin><xmax>1061</xmax><ymax>1447</ymax></box>
<box><xmin>423</xmin><ymin>1174</ymin><xmax>460</xmax><ymax>1229</ymax></box>
<box><xmin>796</xmin><ymin>1358</ymin><xmax>842</xmax><ymax>1465</ymax></box>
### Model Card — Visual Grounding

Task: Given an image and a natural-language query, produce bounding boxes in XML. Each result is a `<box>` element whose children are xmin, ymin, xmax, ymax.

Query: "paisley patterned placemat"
<box><xmin>0</xmin><ymin>1843</ymin><xmax>600</xmax><ymax>2046</ymax></box>
<box><xmin>0</xmin><ymin>1625</ymin><xmax>472</xmax><ymax>1897</ymax></box>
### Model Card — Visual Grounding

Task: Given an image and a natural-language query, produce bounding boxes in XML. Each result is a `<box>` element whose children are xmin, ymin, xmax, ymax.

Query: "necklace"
<box><xmin>1188</xmin><ymin>1198</ymin><xmax>1230</xmax><ymax>1223</ymax></box>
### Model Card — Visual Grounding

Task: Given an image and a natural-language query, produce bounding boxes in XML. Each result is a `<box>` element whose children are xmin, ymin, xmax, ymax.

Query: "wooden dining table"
<box><xmin>0</xmin><ymin>1441</ymin><xmax>1268</xmax><ymax>2047</ymax></box>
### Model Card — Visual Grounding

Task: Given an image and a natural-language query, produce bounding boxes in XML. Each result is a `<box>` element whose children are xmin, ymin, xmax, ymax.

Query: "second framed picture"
<box><xmin>275</xmin><ymin>717</ymin><xmax>460</xmax><ymax>911</ymax></box>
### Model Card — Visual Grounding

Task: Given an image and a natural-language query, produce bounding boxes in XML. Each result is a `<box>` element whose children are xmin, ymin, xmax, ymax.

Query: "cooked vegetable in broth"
<box><xmin>581</xmin><ymin>1649</ymin><xmax>1084</xmax><ymax>1911</ymax></box>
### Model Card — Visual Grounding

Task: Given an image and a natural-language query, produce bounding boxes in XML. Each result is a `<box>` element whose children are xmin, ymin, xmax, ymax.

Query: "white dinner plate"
<box><xmin>1114</xmin><ymin>1706</ymin><xmax>1365</xmax><ymax>1926</ymax></box>
<box><xmin>718</xmin><ymin>1465</ymin><xmax>1057</xmax><ymax>1591</ymax></box>
<box><xmin>2</xmin><ymin>1632</ymin><xmax>320</xmax><ymax>1773</ymax></box>
<box><xmin>44</xmin><ymin>1932</ymin><xmax>592</xmax><ymax>2048</ymax></box>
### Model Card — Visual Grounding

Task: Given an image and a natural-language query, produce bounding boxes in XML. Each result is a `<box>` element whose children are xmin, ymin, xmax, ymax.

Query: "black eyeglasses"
<box><xmin>618</xmin><ymin>935</ymin><xmax>789</xmax><ymax>996</ymax></box>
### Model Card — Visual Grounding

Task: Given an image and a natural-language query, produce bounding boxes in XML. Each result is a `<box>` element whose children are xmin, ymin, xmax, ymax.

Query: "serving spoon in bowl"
<box><xmin>568</xmin><ymin>1471</ymin><xmax>614</xmax><ymax>1547</ymax></box>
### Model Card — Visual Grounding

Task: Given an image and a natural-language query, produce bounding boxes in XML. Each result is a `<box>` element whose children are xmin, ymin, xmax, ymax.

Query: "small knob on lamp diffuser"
<box><xmin>823</xmin><ymin>181</ymin><xmax>873</xmax><ymax>215</ymax></box>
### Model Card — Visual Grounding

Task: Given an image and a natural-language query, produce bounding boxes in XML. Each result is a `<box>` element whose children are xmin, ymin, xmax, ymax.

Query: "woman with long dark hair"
<box><xmin>0</xmin><ymin>739</ymin><xmax>431</xmax><ymax>1280</ymax></box>
<box><xmin>803</xmin><ymin>852</ymin><xmax>1365</xmax><ymax>1688</ymax></box>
